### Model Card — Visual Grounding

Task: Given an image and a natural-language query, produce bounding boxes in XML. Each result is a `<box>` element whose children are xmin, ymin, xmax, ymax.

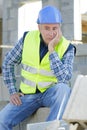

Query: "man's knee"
<box><xmin>58</xmin><ymin>83</ymin><xmax>71</xmax><ymax>94</ymax></box>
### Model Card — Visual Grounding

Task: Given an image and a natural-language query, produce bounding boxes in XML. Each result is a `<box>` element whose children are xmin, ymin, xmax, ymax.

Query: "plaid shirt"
<box><xmin>2</xmin><ymin>33</ymin><xmax>75</xmax><ymax>95</ymax></box>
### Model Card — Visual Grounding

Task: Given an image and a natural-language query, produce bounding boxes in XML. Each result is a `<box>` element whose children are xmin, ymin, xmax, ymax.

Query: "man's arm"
<box><xmin>2</xmin><ymin>37</ymin><xmax>24</xmax><ymax>105</ymax></box>
<box><xmin>49</xmin><ymin>45</ymin><xmax>75</xmax><ymax>83</ymax></box>
<box><xmin>2</xmin><ymin>37</ymin><xmax>23</xmax><ymax>94</ymax></box>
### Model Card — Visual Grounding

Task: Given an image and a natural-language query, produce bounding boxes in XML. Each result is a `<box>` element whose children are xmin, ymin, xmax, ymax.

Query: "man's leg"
<box><xmin>0</xmin><ymin>94</ymin><xmax>42</xmax><ymax>130</ymax></box>
<box><xmin>42</xmin><ymin>83</ymin><xmax>71</xmax><ymax>121</ymax></box>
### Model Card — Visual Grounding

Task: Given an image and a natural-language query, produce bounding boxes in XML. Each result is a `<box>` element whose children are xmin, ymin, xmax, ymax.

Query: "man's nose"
<box><xmin>49</xmin><ymin>30</ymin><xmax>54</xmax><ymax>36</ymax></box>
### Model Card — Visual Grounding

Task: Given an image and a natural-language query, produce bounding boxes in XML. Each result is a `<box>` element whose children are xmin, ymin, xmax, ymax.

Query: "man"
<box><xmin>0</xmin><ymin>5</ymin><xmax>76</xmax><ymax>130</ymax></box>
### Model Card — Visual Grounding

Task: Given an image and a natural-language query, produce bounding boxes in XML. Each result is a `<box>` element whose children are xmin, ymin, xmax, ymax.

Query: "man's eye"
<box><xmin>53</xmin><ymin>27</ymin><xmax>57</xmax><ymax>30</ymax></box>
<box><xmin>45</xmin><ymin>27</ymin><xmax>50</xmax><ymax>30</ymax></box>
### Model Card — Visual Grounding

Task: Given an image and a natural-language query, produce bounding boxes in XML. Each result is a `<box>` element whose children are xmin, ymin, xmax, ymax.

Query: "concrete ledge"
<box><xmin>63</xmin><ymin>75</ymin><xmax>87</xmax><ymax>129</ymax></box>
<box><xmin>0</xmin><ymin>75</ymin><xmax>21</xmax><ymax>101</ymax></box>
<box><xmin>0</xmin><ymin>101</ymin><xmax>9</xmax><ymax>110</ymax></box>
<box><xmin>19</xmin><ymin>107</ymin><xmax>50</xmax><ymax>130</ymax></box>
<box><xmin>27</xmin><ymin>120</ymin><xmax>60</xmax><ymax>130</ymax></box>
<box><xmin>74</xmin><ymin>44</ymin><xmax>87</xmax><ymax>56</ymax></box>
<box><xmin>69</xmin><ymin>123</ymin><xmax>84</xmax><ymax>130</ymax></box>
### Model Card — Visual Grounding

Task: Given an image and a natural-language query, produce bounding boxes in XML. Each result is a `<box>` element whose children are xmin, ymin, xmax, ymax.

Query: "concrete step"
<box><xmin>0</xmin><ymin>76</ymin><xmax>9</xmax><ymax>101</ymax></box>
<box><xmin>0</xmin><ymin>75</ymin><xmax>21</xmax><ymax>101</ymax></box>
<box><xmin>0</xmin><ymin>101</ymin><xmax>9</xmax><ymax>110</ymax></box>
<box><xmin>27</xmin><ymin>120</ymin><xmax>61</xmax><ymax>130</ymax></box>
<box><xmin>63</xmin><ymin>75</ymin><xmax>87</xmax><ymax>129</ymax></box>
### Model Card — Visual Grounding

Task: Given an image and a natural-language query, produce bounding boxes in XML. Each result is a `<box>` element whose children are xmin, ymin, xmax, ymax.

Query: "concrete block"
<box><xmin>0</xmin><ymin>75</ymin><xmax>21</xmax><ymax>101</ymax></box>
<box><xmin>7</xmin><ymin>19</ymin><xmax>16</xmax><ymax>31</ymax></box>
<box><xmin>69</xmin><ymin>123</ymin><xmax>84</xmax><ymax>130</ymax></box>
<box><xmin>77</xmin><ymin>65</ymin><xmax>87</xmax><ymax>75</ymax></box>
<box><xmin>0</xmin><ymin>101</ymin><xmax>9</xmax><ymax>110</ymax></box>
<box><xmin>69</xmin><ymin>123</ymin><xmax>79</xmax><ymax>130</ymax></box>
<box><xmin>4</xmin><ymin>0</ymin><xmax>12</xmax><ymax>8</ymax></box>
<box><xmin>61</xmin><ymin>0</ymin><xmax>73</xmax><ymax>10</ymax></box>
<box><xmin>2</xmin><ymin>84</ymin><xmax>9</xmax><ymax>101</ymax></box>
<box><xmin>13</xmin><ymin>125</ymin><xmax>20</xmax><ymax>130</ymax></box>
<box><xmin>0</xmin><ymin>76</ymin><xmax>9</xmax><ymax>101</ymax></box>
<box><xmin>70</xmin><ymin>71</ymin><xmax>80</xmax><ymax>88</ymax></box>
<box><xmin>19</xmin><ymin>107</ymin><xmax>50</xmax><ymax>130</ymax></box>
<box><xmin>33</xmin><ymin>107</ymin><xmax>50</xmax><ymax>122</ymax></box>
<box><xmin>0</xmin><ymin>80</ymin><xmax>2</xmax><ymax>100</ymax></box>
<box><xmin>27</xmin><ymin>120</ymin><xmax>60</xmax><ymax>130</ymax></box>
<box><xmin>75</xmin><ymin>44</ymin><xmax>87</xmax><ymax>56</ymax></box>
<box><xmin>63</xmin><ymin>75</ymin><xmax>87</xmax><ymax>128</ymax></box>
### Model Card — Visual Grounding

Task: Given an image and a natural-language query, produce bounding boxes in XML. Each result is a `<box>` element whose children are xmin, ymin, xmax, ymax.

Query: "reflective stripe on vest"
<box><xmin>22</xmin><ymin>64</ymin><xmax>54</xmax><ymax>76</ymax></box>
<box><xmin>22</xmin><ymin>76</ymin><xmax>36</xmax><ymax>87</ymax></box>
<box><xmin>22</xmin><ymin>64</ymin><xmax>37</xmax><ymax>74</ymax></box>
<box><xmin>22</xmin><ymin>76</ymin><xmax>53</xmax><ymax>88</ymax></box>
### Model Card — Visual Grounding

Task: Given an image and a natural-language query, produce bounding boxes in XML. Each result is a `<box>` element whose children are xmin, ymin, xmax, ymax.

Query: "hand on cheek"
<box><xmin>48</xmin><ymin>28</ymin><xmax>62</xmax><ymax>53</ymax></box>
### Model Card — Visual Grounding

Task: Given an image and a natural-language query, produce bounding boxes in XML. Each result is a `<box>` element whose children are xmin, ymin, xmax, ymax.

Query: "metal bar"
<box><xmin>0</xmin><ymin>45</ymin><xmax>13</xmax><ymax>48</ymax></box>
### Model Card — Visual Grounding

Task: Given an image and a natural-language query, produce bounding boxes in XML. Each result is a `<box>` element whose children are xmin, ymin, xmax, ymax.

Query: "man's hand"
<box><xmin>10</xmin><ymin>92</ymin><xmax>24</xmax><ymax>106</ymax></box>
<box><xmin>48</xmin><ymin>28</ymin><xmax>62</xmax><ymax>53</ymax></box>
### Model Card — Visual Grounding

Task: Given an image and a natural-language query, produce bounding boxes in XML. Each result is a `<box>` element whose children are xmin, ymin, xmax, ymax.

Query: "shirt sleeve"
<box><xmin>49</xmin><ymin>45</ymin><xmax>75</xmax><ymax>83</ymax></box>
<box><xmin>2</xmin><ymin>37</ymin><xmax>23</xmax><ymax>95</ymax></box>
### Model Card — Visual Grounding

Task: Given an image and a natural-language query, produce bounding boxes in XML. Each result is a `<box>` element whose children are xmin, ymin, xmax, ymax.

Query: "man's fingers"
<box><xmin>18</xmin><ymin>92</ymin><xmax>24</xmax><ymax>97</ymax></box>
<box><xmin>10</xmin><ymin>96</ymin><xmax>22</xmax><ymax>106</ymax></box>
<box><xmin>10</xmin><ymin>93</ymin><xmax>22</xmax><ymax>106</ymax></box>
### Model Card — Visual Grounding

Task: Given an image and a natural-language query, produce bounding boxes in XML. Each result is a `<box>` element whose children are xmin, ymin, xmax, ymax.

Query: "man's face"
<box><xmin>38</xmin><ymin>24</ymin><xmax>61</xmax><ymax>45</ymax></box>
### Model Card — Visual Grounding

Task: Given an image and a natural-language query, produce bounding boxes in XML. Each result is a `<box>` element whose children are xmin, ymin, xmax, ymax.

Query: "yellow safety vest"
<box><xmin>20</xmin><ymin>30</ymin><xmax>70</xmax><ymax>94</ymax></box>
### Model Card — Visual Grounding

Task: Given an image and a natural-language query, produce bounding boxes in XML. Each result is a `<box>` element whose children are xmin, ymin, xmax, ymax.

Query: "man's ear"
<box><xmin>38</xmin><ymin>24</ymin><xmax>40</xmax><ymax>31</ymax></box>
<box><xmin>38</xmin><ymin>24</ymin><xmax>42</xmax><ymax>32</ymax></box>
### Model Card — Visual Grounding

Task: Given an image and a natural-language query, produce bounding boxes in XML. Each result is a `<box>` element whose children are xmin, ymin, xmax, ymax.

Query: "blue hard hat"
<box><xmin>37</xmin><ymin>6</ymin><xmax>62</xmax><ymax>24</ymax></box>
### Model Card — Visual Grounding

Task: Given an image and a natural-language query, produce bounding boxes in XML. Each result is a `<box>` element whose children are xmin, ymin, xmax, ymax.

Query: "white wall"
<box><xmin>18</xmin><ymin>1</ymin><xmax>42</xmax><ymax>39</ymax></box>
